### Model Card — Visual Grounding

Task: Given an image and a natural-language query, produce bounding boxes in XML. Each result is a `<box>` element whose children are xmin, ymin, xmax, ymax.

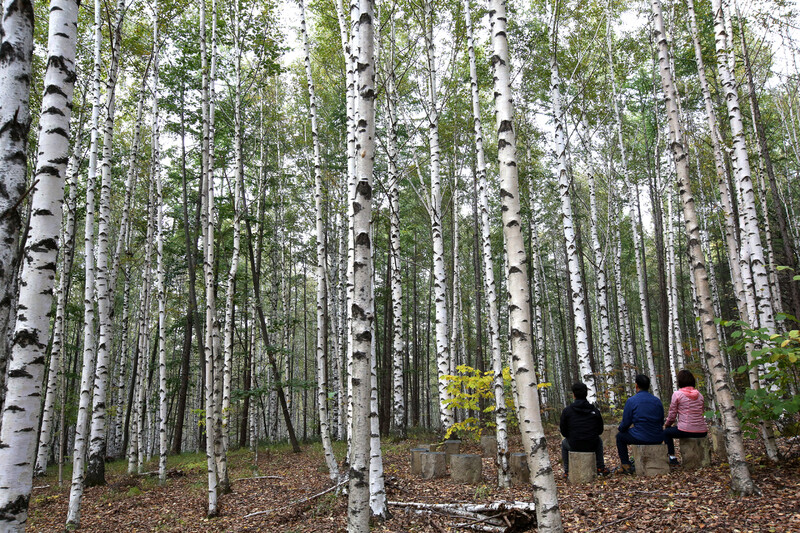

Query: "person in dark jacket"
<box><xmin>616</xmin><ymin>374</ymin><xmax>665</xmax><ymax>474</ymax></box>
<box><xmin>560</xmin><ymin>382</ymin><xmax>609</xmax><ymax>477</ymax></box>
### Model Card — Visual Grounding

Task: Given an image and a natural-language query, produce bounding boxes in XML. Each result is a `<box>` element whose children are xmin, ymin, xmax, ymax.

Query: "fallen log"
<box><xmin>243</xmin><ymin>478</ymin><xmax>348</xmax><ymax>518</ymax></box>
<box><xmin>388</xmin><ymin>500</ymin><xmax>536</xmax><ymax>532</ymax></box>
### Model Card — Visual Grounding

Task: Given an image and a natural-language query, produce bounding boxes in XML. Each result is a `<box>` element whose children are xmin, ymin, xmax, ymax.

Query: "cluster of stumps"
<box><xmin>409</xmin><ymin>426</ymin><xmax>729</xmax><ymax>486</ymax></box>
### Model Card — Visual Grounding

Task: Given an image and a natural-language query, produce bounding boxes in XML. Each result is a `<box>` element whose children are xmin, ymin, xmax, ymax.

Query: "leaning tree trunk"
<box><xmin>491</xmin><ymin>1</ymin><xmax>562</xmax><ymax>530</ymax></box>
<box><xmin>0</xmin><ymin>0</ymin><xmax>78</xmax><ymax>525</ymax></box>
<box><xmin>423</xmin><ymin>0</ymin><xmax>453</xmax><ymax>432</ymax></box>
<box><xmin>67</xmin><ymin>0</ymin><xmax>103</xmax><ymax>523</ymax></box>
<box><xmin>651</xmin><ymin>0</ymin><xmax>758</xmax><ymax>496</ymax></box>
<box><xmin>347</xmin><ymin>0</ymin><xmax>376</xmax><ymax>529</ymax></box>
<box><xmin>712</xmin><ymin>0</ymin><xmax>775</xmax><ymax>336</ymax></box>
<box><xmin>299</xmin><ymin>0</ymin><xmax>339</xmax><ymax>481</ymax></box>
<box><xmin>550</xmin><ymin>20</ymin><xmax>596</xmax><ymax>403</ymax></box>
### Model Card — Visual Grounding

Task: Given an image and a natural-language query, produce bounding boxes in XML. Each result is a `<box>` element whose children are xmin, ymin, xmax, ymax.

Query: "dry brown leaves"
<box><xmin>27</xmin><ymin>433</ymin><xmax>800</xmax><ymax>532</ymax></box>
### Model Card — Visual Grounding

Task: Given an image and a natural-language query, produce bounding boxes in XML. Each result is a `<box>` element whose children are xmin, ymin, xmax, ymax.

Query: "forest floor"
<box><xmin>28</xmin><ymin>429</ymin><xmax>800</xmax><ymax>532</ymax></box>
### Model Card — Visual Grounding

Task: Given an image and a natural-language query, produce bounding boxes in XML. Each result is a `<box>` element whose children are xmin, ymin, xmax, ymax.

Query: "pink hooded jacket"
<box><xmin>665</xmin><ymin>387</ymin><xmax>707</xmax><ymax>433</ymax></box>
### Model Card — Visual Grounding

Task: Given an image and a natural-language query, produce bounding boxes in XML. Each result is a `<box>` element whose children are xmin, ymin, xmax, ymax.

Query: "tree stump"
<box><xmin>443</xmin><ymin>440</ymin><xmax>461</xmax><ymax>463</ymax></box>
<box><xmin>510</xmin><ymin>452</ymin><xmax>530</xmax><ymax>486</ymax></box>
<box><xmin>601</xmin><ymin>425</ymin><xmax>617</xmax><ymax>449</ymax></box>
<box><xmin>568</xmin><ymin>451</ymin><xmax>597</xmax><ymax>484</ymax></box>
<box><xmin>421</xmin><ymin>452</ymin><xmax>447</xmax><ymax>479</ymax></box>
<box><xmin>680</xmin><ymin>438</ymin><xmax>711</xmax><ymax>469</ymax></box>
<box><xmin>710</xmin><ymin>426</ymin><xmax>727</xmax><ymax>462</ymax></box>
<box><xmin>631</xmin><ymin>444</ymin><xmax>669</xmax><ymax>477</ymax></box>
<box><xmin>480</xmin><ymin>435</ymin><xmax>497</xmax><ymax>458</ymax></box>
<box><xmin>451</xmin><ymin>454</ymin><xmax>482</xmax><ymax>484</ymax></box>
<box><xmin>410</xmin><ymin>448</ymin><xmax>427</xmax><ymax>475</ymax></box>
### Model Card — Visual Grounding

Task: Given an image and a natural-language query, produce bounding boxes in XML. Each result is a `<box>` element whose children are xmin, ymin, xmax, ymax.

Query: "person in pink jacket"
<box><xmin>663</xmin><ymin>369</ymin><xmax>708</xmax><ymax>465</ymax></box>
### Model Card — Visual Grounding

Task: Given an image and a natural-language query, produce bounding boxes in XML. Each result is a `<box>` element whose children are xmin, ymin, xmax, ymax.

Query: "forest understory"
<box><xmin>27</xmin><ymin>430</ymin><xmax>800</xmax><ymax>532</ymax></box>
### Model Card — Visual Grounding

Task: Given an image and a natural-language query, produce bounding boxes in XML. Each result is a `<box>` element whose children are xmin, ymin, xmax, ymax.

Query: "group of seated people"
<box><xmin>559</xmin><ymin>370</ymin><xmax>708</xmax><ymax>477</ymax></box>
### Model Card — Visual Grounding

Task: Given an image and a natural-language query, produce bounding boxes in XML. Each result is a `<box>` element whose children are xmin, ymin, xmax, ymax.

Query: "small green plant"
<box><xmin>721</xmin><ymin>311</ymin><xmax>800</xmax><ymax>439</ymax></box>
<box><xmin>473</xmin><ymin>484</ymin><xmax>491</xmax><ymax>500</ymax></box>
<box><xmin>127</xmin><ymin>486</ymin><xmax>142</xmax><ymax>497</ymax></box>
<box><xmin>442</xmin><ymin>365</ymin><xmax>530</xmax><ymax>440</ymax></box>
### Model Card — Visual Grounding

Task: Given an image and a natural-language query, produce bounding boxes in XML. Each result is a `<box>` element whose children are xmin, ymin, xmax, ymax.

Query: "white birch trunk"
<box><xmin>423</xmin><ymin>0</ymin><xmax>453</xmax><ymax>432</ymax></box>
<box><xmin>466</xmin><ymin>0</ymin><xmax>510</xmax><ymax>486</ymax></box>
<box><xmin>299</xmin><ymin>0</ymin><xmax>339</xmax><ymax>480</ymax></box>
<box><xmin>386</xmin><ymin>18</ymin><xmax>405</xmax><ymax>435</ymax></box>
<box><xmin>651</xmin><ymin>0</ymin><xmax>759</xmax><ymax>495</ymax></box>
<box><xmin>369</xmin><ymin>265</ymin><xmax>387</xmax><ymax>518</ymax></box>
<box><xmin>67</xmin><ymin>0</ymin><xmax>103</xmax><ymax>522</ymax></box>
<box><xmin>631</xmin><ymin>186</ymin><xmax>659</xmax><ymax>397</ymax></box>
<box><xmin>0</xmin><ymin>0</ymin><xmax>34</xmax><ymax>396</ymax></box>
<box><xmin>550</xmin><ymin>27</ymin><xmax>596</xmax><ymax>402</ymax></box>
<box><xmin>491</xmin><ymin>1</ymin><xmax>561</xmax><ymax>529</ymax></box>
<box><xmin>347</xmin><ymin>0</ymin><xmax>376</xmax><ymax>528</ymax></box>
<box><xmin>588</xmin><ymin>170</ymin><xmax>615</xmax><ymax>406</ymax></box>
<box><xmin>712</xmin><ymin>0</ymin><xmax>775</xmax><ymax>336</ymax></box>
<box><xmin>199</xmin><ymin>0</ymin><xmax>219</xmax><ymax>515</ymax></box>
<box><xmin>86</xmin><ymin>0</ymin><xmax>126</xmax><ymax>486</ymax></box>
<box><xmin>35</xmin><ymin>127</ymin><xmax>81</xmax><ymax>476</ymax></box>
<box><xmin>0</xmin><ymin>0</ymin><xmax>77</xmax><ymax>525</ymax></box>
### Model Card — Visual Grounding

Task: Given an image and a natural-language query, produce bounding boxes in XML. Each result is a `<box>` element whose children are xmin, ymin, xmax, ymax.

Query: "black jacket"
<box><xmin>559</xmin><ymin>398</ymin><xmax>603</xmax><ymax>452</ymax></box>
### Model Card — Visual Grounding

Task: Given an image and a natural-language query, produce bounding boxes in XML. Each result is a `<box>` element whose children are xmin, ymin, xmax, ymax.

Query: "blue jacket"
<box><xmin>618</xmin><ymin>390</ymin><xmax>664</xmax><ymax>443</ymax></box>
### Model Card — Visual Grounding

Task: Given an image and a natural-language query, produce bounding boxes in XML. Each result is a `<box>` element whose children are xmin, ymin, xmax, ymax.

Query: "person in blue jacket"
<box><xmin>616</xmin><ymin>374</ymin><xmax>664</xmax><ymax>474</ymax></box>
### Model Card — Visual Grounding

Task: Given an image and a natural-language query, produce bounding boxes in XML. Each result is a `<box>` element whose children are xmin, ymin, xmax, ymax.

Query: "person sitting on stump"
<box><xmin>663</xmin><ymin>369</ymin><xmax>707</xmax><ymax>465</ymax></box>
<box><xmin>560</xmin><ymin>382</ymin><xmax>610</xmax><ymax>478</ymax></box>
<box><xmin>616</xmin><ymin>374</ymin><xmax>664</xmax><ymax>474</ymax></box>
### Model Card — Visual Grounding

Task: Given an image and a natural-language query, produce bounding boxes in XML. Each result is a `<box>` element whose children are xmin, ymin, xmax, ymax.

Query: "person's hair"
<box><xmin>677</xmin><ymin>369</ymin><xmax>696</xmax><ymax>389</ymax></box>
<box><xmin>635</xmin><ymin>374</ymin><xmax>651</xmax><ymax>391</ymax></box>
<box><xmin>572</xmin><ymin>382</ymin><xmax>588</xmax><ymax>400</ymax></box>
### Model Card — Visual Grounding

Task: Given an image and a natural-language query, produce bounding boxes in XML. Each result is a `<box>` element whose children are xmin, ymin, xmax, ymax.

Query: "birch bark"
<box><xmin>0</xmin><ymin>0</ymin><xmax>34</xmax><ymax>394</ymax></box>
<box><xmin>300</xmin><ymin>0</ymin><xmax>339</xmax><ymax>480</ymax></box>
<box><xmin>347</xmin><ymin>0</ymin><xmax>376</xmax><ymax>528</ymax></box>
<box><xmin>67</xmin><ymin>0</ymin><xmax>103</xmax><ymax>522</ymax></box>
<box><xmin>651</xmin><ymin>0</ymin><xmax>758</xmax><ymax>495</ymax></box>
<box><xmin>550</xmin><ymin>20</ymin><xmax>596</xmax><ymax>402</ymax></box>
<box><xmin>0</xmin><ymin>0</ymin><xmax>77</xmax><ymax>525</ymax></box>
<box><xmin>492</xmin><ymin>0</ymin><xmax>561</xmax><ymax>529</ymax></box>
<box><xmin>466</xmin><ymin>0</ymin><xmax>510</xmax><ymax>487</ymax></box>
<box><xmin>422</xmin><ymin>0</ymin><xmax>453</xmax><ymax>432</ymax></box>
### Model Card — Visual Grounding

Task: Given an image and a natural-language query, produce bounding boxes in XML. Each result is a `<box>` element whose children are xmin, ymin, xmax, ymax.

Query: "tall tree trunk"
<box><xmin>347</xmin><ymin>0</ymin><xmax>376</xmax><ymax>528</ymax></box>
<box><xmin>422</xmin><ymin>0</ymin><xmax>453</xmax><ymax>432</ymax></box>
<box><xmin>67</xmin><ymin>0</ymin><xmax>103</xmax><ymax>522</ymax></box>
<box><xmin>0</xmin><ymin>0</ymin><xmax>76</xmax><ymax>525</ymax></box>
<box><xmin>465</xmin><ymin>0</ymin><xmax>510</xmax><ymax>486</ymax></box>
<box><xmin>492</xmin><ymin>2</ymin><xmax>561</xmax><ymax>530</ymax></box>
<box><xmin>651</xmin><ymin>0</ymin><xmax>758</xmax><ymax>496</ymax></box>
<box><xmin>550</xmin><ymin>17</ymin><xmax>596</xmax><ymax>403</ymax></box>
<box><xmin>86</xmin><ymin>0</ymin><xmax>127</xmax><ymax>488</ymax></box>
<box><xmin>0</xmin><ymin>0</ymin><xmax>34</xmax><ymax>403</ymax></box>
<box><xmin>299</xmin><ymin>0</ymin><xmax>339</xmax><ymax>481</ymax></box>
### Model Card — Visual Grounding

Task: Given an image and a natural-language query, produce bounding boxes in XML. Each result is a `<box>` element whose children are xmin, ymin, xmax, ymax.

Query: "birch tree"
<box><xmin>0</xmin><ymin>0</ymin><xmax>78</xmax><ymax>525</ymax></box>
<box><xmin>465</xmin><ymin>0</ymin><xmax>509</xmax><ymax>486</ymax></box>
<box><xmin>0</xmin><ymin>0</ymin><xmax>34</xmax><ymax>396</ymax></box>
<box><xmin>347</xmin><ymin>0</ymin><xmax>376</xmax><ymax>527</ymax></box>
<box><xmin>490</xmin><ymin>0</ymin><xmax>562</xmax><ymax>529</ymax></box>
<box><xmin>550</xmin><ymin>8</ymin><xmax>596</xmax><ymax>403</ymax></box>
<box><xmin>300</xmin><ymin>0</ymin><xmax>338</xmax><ymax>480</ymax></box>
<box><xmin>67</xmin><ymin>0</ymin><xmax>104</xmax><ymax>522</ymax></box>
<box><xmin>651</xmin><ymin>0</ymin><xmax>758</xmax><ymax>495</ymax></box>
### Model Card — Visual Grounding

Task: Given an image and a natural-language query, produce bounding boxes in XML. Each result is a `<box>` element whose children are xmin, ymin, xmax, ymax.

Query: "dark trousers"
<box><xmin>616</xmin><ymin>431</ymin><xmax>662</xmax><ymax>465</ymax></box>
<box><xmin>561</xmin><ymin>438</ymin><xmax>604</xmax><ymax>473</ymax></box>
<box><xmin>663</xmin><ymin>427</ymin><xmax>707</xmax><ymax>455</ymax></box>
